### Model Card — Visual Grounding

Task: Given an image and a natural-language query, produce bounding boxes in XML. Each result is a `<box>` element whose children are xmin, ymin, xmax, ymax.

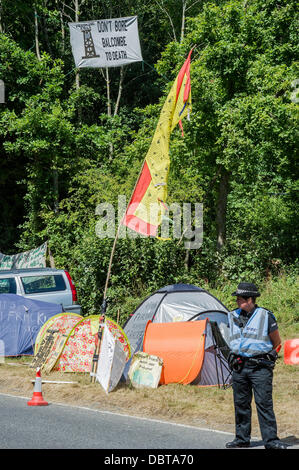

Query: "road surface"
<box><xmin>0</xmin><ymin>393</ymin><xmax>234</xmax><ymax>450</ymax></box>
<box><xmin>1</xmin><ymin>393</ymin><xmax>296</xmax><ymax>453</ymax></box>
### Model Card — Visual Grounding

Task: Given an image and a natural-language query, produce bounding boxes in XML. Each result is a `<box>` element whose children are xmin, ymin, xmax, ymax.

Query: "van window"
<box><xmin>0</xmin><ymin>277</ymin><xmax>17</xmax><ymax>294</ymax></box>
<box><xmin>21</xmin><ymin>275</ymin><xmax>66</xmax><ymax>294</ymax></box>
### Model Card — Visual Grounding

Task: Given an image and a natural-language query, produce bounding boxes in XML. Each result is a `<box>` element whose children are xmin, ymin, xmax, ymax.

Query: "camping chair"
<box><xmin>209</xmin><ymin>323</ymin><xmax>233</xmax><ymax>389</ymax></box>
<box><xmin>187</xmin><ymin>315</ymin><xmax>233</xmax><ymax>389</ymax></box>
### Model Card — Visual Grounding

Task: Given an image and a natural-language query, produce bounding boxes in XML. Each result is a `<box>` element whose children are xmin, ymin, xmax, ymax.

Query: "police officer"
<box><xmin>225</xmin><ymin>282</ymin><xmax>287</xmax><ymax>449</ymax></box>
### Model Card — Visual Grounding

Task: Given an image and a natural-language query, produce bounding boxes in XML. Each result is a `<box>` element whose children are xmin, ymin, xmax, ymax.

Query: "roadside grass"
<box><xmin>1</xmin><ymin>352</ymin><xmax>298</xmax><ymax>440</ymax></box>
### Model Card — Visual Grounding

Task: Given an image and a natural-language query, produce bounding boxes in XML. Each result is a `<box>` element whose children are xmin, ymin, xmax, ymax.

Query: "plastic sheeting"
<box><xmin>0</xmin><ymin>294</ymin><xmax>63</xmax><ymax>356</ymax></box>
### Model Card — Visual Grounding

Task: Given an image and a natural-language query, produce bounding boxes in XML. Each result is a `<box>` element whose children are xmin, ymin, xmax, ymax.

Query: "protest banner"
<box><xmin>69</xmin><ymin>16</ymin><xmax>142</xmax><ymax>68</ymax></box>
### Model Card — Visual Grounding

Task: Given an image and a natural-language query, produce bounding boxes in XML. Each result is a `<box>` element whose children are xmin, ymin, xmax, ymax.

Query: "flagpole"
<box><xmin>90</xmin><ymin>223</ymin><xmax>122</xmax><ymax>383</ymax></box>
<box><xmin>90</xmin><ymin>225</ymin><xmax>121</xmax><ymax>383</ymax></box>
<box><xmin>104</xmin><ymin>157</ymin><xmax>146</xmax><ymax>300</ymax></box>
<box><xmin>91</xmin><ymin>49</ymin><xmax>193</xmax><ymax>382</ymax></box>
<box><xmin>103</xmin><ymin>223</ymin><xmax>122</xmax><ymax>300</ymax></box>
<box><xmin>102</xmin><ymin>47</ymin><xmax>194</xmax><ymax>304</ymax></box>
<box><xmin>104</xmin><ymin>48</ymin><xmax>194</xmax><ymax>299</ymax></box>
<box><xmin>90</xmin><ymin>159</ymin><xmax>146</xmax><ymax>383</ymax></box>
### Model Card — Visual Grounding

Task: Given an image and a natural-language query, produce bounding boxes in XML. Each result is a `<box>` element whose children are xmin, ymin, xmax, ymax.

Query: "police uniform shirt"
<box><xmin>238</xmin><ymin>305</ymin><xmax>278</xmax><ymax>334</ymax></box>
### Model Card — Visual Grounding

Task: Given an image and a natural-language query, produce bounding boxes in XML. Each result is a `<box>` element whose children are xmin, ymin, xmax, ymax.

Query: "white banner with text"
<box><xmin>69</xmin><ymin>16</ymin><xmax>143</xmax><ymax>68</ymax></box>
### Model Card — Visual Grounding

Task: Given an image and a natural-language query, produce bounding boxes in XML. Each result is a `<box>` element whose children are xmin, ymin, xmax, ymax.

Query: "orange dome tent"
<box><xmin>143</xmin><ymin>319</ymin><xmax>231</xmax><ymax>387</ymax></box>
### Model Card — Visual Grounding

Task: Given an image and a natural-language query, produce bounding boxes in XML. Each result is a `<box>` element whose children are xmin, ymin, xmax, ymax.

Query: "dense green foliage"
<box><xmin>0</xmin><ymin>0</ymin><xmax>298</xmax><ymax>320</ymax></box>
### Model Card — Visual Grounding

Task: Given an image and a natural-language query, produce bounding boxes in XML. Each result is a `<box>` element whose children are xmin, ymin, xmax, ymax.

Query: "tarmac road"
<box><xmin>0</xmin><ymin>393</ymin><xmax>235</xmax><ymax>450</ymax></box>
<box><xmin>0</xmin><ymin>393</ymin><xmax>296</xmax><ymax>453</ymax></box>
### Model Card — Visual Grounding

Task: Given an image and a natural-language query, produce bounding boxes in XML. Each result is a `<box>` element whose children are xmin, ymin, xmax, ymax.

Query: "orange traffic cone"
<box><xmin>27</xmin><ymin>368</ymin><xmax>48</xmax><ymax>406</ymax></box>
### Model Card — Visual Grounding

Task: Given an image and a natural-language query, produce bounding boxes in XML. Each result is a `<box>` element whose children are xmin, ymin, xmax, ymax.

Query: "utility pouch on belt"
<box><xmin>228</xmin><ymin>353</ymin><xmax>244</xmax><ymax>372</ymax></box>
<box><xmin>246</xmin><ymin>353</ymin><xmax>277</xmax><ymax>370</ymax></box>
<box><xmin>257</xmin><ymin>350</ymin><xmax>278</xmax><ymax>370</ymax></box>
<box><xmin>266</xmin><ymin>349</ymin><xmax>278</xmax><ymax>362</ymax></box>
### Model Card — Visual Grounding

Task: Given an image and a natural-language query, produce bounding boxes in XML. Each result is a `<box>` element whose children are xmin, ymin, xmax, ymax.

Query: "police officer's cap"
<box><xmin>232</xmin><ymin>282</ymin><xmax>260</xmax><ymax>297</ymax></box>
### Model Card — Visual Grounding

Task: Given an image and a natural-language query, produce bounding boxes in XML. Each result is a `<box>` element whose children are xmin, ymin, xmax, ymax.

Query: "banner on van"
<box><xmin>68</xmin><ymin>16</ymin><xmax>142</xmax><ymax>68</ymax></box>
<box><xmin>0</xmin><ymin>242</ymin><xmax>47</xmax><ymax>270</ymax></box>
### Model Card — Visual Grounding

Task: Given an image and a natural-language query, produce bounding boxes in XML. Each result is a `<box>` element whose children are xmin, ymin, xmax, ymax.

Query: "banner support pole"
<box><xmin>91</xmin><ymin>160</ymin><xmax>145</xmax><ymax>383</ymax></box>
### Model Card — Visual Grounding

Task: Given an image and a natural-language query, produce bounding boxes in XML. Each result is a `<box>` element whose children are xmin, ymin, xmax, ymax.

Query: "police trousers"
<box><xmin>232</xmin><ymin>363</ymin><xmax>278</xmax><ymax>446</ymax></box>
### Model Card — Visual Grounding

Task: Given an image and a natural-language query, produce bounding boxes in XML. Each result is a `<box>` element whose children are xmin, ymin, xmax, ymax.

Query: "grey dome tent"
<box><xmin>122</xmin><ymin>283</ymin><xmax>231</xmax><ymax>384</ymax></box>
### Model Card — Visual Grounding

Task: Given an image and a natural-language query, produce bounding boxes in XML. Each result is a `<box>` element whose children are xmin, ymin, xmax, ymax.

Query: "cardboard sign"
<box><xmin>96</xmin><ymin>324</ymin><xmax>127</xmax><ymax>393</ymax></box>
<box><xmin>128</xmin><ymin>352</ymin><xmax>163</xmax><ymax>388</ymax></box>
<box><xmin>30</xmin><ymin>329</ymin><xmax>59</xmax><ymax>369</ymax></box>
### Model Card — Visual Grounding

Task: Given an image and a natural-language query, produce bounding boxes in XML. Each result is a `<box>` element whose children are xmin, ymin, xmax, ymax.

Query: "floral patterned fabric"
<box><xmin>55</xmin><ymin>316</ymin><xmax>131</xmax><ymax>373</ymax></box>
<box><xmin>34</xmin><ymin>313</ymin><xmax>82</xmax><ymax>356</ymax></box>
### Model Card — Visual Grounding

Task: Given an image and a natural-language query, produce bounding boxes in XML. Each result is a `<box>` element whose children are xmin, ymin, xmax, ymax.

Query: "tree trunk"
<box><xmin>0</xmin><ymin>0</ymin><xmax>3</xmax><ymax>33</ymax></box>
<box><xmin>154</xmin><ymin>0</ymin><xmax>177</xmax><ymax>42</ymax></box>
<box><xmin>75</xmin><ymin>0</ymin><xmax>80</xmax><ymax>89</ymax></box>
<box><xmin>180</xmin><ymin>1</ymin><xmax>187</xmax><ymax>43</ymax></box>
<box><xmin>114</xmin><ymin>66</ymin><xmax>125</xmax><ymax>116</ymax></box>
<box><xmin>106</xmin><ymin>67</ymin><xmax>111</xmax><ymax>117</ymax></box>
<box><xmin>105</xmin><ymin>67</ymin><xmax>114</xmax><ymax>159</ymax></box>
<box><xmin>184</xmin><ymin>249</ymin><xmax>190</xmax><ymax>271</ymax></box>
<box><xmin>58</xmin><ymin>5</ymin><xmax>65</xmax><ymax>54</ymax></box>
<box><xmin>53</xmin><ymin>169</ymin><xmax>59</xmax><ymax>214</ymax></box>
<box><xmin>42</xmin><ymin>1</ymin><xmax>53</xmax><ymax>56</ymax></box>
<box><xmin>216</xmin><ymin>167</ymin><xmax>229</xmax><ymax>250</ymax></box>
<box><xmin>34</xmin><ymin>7</ymin><xmax>41</xmax><ymax>61</ymax></box>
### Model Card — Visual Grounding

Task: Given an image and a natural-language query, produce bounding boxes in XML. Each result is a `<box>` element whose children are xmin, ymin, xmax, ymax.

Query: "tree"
<box><xmin>0</xmin><ymin>0</ymin><xmax>297</xmax><ymax>312</ymax></box>
<box><xmin>155</xmin><ymin>0</ymin><xmax>298</xmax><ymax>275</ymax></box>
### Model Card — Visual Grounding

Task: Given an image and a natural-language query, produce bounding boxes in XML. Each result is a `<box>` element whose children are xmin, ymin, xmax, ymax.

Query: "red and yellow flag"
<box><xmin>122</xmin><ymin>50</ymin><xmax>192</xmax><ymax>237</ymax></box>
